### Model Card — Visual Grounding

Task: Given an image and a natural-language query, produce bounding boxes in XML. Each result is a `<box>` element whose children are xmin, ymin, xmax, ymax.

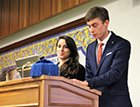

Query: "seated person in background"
<box><xmin>3</xmin><ymin>68</ymin><xmax>21</xmax><ymax>81</ymax></box>
<box><xmin>56</xmin><ymin>35</ymin><xmax>85</xmax><ymax>81</ymax></box>
<box><xmin>7</xmin><ymin>68</ymin><xmax>21</xmax><ymax>80</ymax></box>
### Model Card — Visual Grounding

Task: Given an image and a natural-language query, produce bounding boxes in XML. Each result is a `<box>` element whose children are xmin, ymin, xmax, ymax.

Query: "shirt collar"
<box><xmin>97</xmin><ymin>31</ymin><xmax>112</xmax><ymax>45</ymax></box>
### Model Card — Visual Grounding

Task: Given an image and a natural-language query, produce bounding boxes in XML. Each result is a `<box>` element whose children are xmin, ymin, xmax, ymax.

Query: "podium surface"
<box><xmin>0</xmin><ymin>75</ymin><xmax>101</xmax><ymax>107</ymax></box>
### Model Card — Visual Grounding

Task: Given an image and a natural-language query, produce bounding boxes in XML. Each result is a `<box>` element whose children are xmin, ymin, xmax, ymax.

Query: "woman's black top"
<box><xmin>57</xmin><ymin>62</ymin><xmax>85</xmax><ymax>81</ymax></box>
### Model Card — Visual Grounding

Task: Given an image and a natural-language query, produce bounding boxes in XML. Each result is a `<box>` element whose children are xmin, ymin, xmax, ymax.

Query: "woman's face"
<box><xmin>57</xmin><ymin>39</ymin><xmax>71</xmax><ymax>61</ymax></box>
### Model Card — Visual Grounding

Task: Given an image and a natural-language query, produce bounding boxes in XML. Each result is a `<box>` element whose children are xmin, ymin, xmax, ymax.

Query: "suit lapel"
<box><xmin>92</xmin><ymin>40</ymin><xmax>98</xmax><ymax>71</ymax></box>
<box><xmin>96</xmin><ymin>32</ymin><xmax>117</xmax><ymax>74</ymax></box>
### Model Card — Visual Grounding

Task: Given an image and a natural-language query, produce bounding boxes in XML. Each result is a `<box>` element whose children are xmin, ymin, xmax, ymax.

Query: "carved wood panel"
<box><xmin>0</xmin><ymin>0</ymin><xmax>91</xmax><ymax>39</ymax></box>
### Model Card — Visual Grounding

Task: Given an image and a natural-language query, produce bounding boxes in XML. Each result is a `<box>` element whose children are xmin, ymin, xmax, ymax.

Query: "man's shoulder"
<box><xmin>111</xmin><ymin>31</ymin><xmax>130</xmax><ymax>44</ymax></box>
<box><xmin>115</xmin><ymin>35</ymin><xmax>130</xmax><ymax>45</ymax></box>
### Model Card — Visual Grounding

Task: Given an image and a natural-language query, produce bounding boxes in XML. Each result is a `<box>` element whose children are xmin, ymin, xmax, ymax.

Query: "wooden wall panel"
<box><xmin>19</xmin><ymin>0</ymin><xmax>29</xmax><ymax>30</ymax></box>
<box><xmin>63</xmin><ymin>0</ymin><xmax>79</xmax><ymax>11</ymax></box>
<box><xmin>0</xmin><ymin>0</ymin><xmax>91</xmax><ymax>39</ymax></box>
<box><xmin>1</xmin><ymin>0</ymin><xmax>10</xmax><ymax>37</ymax></box>
<box><xmin>52</xmin><ymin>0</ymin><xmax>63</xmax><ymax>16</ymax></box>
<box><xmin>10</xmin><ymin>0</ymin><xmax>19</xmax><ymax>34</ymax></box>
<box><xmin>29</xmin><ymin>0</ymin><xmax>40</xmax><ymax>25</ymax></box>
<box><xmin>40</xmin><ymin>0</ymin><xmax>52</xmax><ymax>21</ymax></box>
<box><xmin>80</xmin><ymin>0</ymin><xmax>91</xmax><ymax>3</ymax></box>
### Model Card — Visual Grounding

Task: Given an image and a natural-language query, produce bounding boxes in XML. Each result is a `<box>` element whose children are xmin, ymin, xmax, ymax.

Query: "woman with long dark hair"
<box><xmin>56</xmin><ymin>35</ymin><xmax>85</xmax><ymax>81</ymax></box>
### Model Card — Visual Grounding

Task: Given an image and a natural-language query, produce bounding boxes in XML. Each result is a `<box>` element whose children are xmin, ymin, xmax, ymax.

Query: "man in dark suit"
<box><xmin>72</xmin><ymin>6</ymin><xmax>132</xmax><ymax>107</ymax></box>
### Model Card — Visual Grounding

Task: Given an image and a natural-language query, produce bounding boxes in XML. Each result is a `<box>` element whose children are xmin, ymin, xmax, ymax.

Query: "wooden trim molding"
<box><xmin>0</xmin><ymin>17</ymin><xmax>86</xmax><ymax>54</ymax></box>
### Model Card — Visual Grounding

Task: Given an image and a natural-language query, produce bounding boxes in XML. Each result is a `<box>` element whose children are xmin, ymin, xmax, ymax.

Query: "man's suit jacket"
<box><xmin>85</xmin><ymin>31</ymin><xmax>132</xmax><ymax>107</ymax></box>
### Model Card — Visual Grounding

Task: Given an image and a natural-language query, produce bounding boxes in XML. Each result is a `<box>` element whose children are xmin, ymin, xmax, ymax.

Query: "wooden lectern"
<box><xmin>0</xmin><ymin>75</ymin><xmax>101</xmax><ymax>107</ymax></box>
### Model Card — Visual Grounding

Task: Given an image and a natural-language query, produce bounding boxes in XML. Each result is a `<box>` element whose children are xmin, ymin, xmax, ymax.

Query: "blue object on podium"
<box><xmin>30</xmin><ymin>59</ymin><xmax>59</xmax><ymax>77</ymax></box>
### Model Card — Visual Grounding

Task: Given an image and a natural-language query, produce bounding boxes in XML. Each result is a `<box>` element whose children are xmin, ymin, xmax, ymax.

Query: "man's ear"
<box><xmin>104</xmin><ymin>20</ymin><xmax>109</xmax><ymax>27</ymax></box>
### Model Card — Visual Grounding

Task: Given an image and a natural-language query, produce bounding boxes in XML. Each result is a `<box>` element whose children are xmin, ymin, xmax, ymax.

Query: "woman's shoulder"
<box><xmin>79</xmin><ymin>63</ymin><xmax>85</xmax><ymax>67</ymax></box>
<box><xmin>79</xmin><ymin>64</ymin><xmax>85</xmax><ymax>71</ymax></box>
<box><xmin>77</xmin><ymin>63</ymin><xmax>85</xmax><ymax>81</ymax></box>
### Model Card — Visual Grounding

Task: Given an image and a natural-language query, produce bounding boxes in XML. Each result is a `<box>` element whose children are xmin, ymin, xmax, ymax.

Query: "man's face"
<box><xmin>87</xmin><ymin>18</ymin><xmax>109</xmax><ymax>41</ymax></box>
